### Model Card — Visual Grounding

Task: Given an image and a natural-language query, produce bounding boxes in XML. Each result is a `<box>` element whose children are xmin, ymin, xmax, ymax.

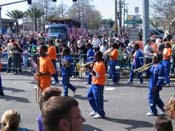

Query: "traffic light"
<box><xmin>72</xmin><ymin>0</ymin><xmax>77</xmax><ymax>2</ymax></box>
<box><xmin>27</xmin><ymin>0</ymin><xmax>32</xmax><ymax>4</ymax></box>
<box><xmin>52</xmin><ymin>0</ymin><xmax>57</xmax><ymax>2</ymax></box>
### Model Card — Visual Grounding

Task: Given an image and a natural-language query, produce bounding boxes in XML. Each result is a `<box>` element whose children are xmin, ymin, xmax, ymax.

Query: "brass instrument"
<box><xmin>133</xmin><ymin>63</ymin><xmax>153</xmax><ymax>73</ymax></box>
<box><xmin>77</xmin><ymin>61</ymin><xmax>95</xmax><ymax>73</ymax></box>
<box><xmin>104</xmin><ymin>48</ymin><xmax>113</xmax><ymax>56</ymax></box>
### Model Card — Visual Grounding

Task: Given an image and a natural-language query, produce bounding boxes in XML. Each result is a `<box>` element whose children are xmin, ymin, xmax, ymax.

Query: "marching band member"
<box><xmin>87</xmin><ymin>51</ymin><xmax>106</xmax><ymax>119</ymax></box>
<box><xmin>128</xmin><ymin>44</ymin><xmax>144</xmax><ymax>84</ymax></box>
<box><xmin>37</xmin><ymin>45</ymin><xmax>56</xmax><ymax>91</ymax></box>
<box><xmin>85</xmin><ymin>43</ymin><xmax>95</xmax><ymax>85</ymax></box>
<box><xmin>108</xmin><ymin>42</ymin><xmax>119</xmax><ymax>84</ymax></box>
<box><xmin>162</xmin><ymin>42</ymin><xmax>172</xmax><ymax>86</ymax></box>
<box><xmin>61</xmin><ymin>48</ymin><xmax>76</xmax><ymax>96</ymax></box>
<box><xmin>146</xmin><ymin>54</ymin><xmax>165</xmax><ymax>116</ymax></box>
<box><xmin>47</xmin><ymin>40</ymin><xmax>59</xmax><ymax>85</ymax></box>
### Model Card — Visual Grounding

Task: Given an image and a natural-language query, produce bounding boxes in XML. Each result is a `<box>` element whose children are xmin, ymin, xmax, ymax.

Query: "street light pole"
<box><xmin>0</xmin><ymin>7</ymin><xmax>2</xmax><ymax>34</ymax></box>
<box><xmin>142</xmin><ymin>0</ymin><xmax>149</xmax><ymax>45</ymax></box>
<box><xmin>115</xmin><ymin>0</ymin><xmax>118</xmax><ymax>34</ymax></box>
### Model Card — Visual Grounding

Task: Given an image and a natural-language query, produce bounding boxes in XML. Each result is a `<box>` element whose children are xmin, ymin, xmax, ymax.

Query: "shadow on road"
<box><xmin>0</xmin><ymin>95</ymin><xmax>30</xmax><ymax>103</ymax></box>
<box><xmin>4</xmin><ymin>86</ymin><xmax>25</xmax><ymax>93</ymax></box>
<box><xmin>104</xmin><ymin>117</ymin><xmax>153</xmax><ymax>130</ymax></box>
<box><xmin>75</xmin><ymin>95</ymin><xmax>109</xmax><ymax>102</ymax></box>
<box><xmin>83</xmin><ymin>124</ymin><xmax>103</xmax><ymax>131</ymax></box>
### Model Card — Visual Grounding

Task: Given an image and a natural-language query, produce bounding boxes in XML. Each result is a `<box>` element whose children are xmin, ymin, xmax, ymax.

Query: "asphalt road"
<box><xmin>0</xmin><ymin>72</ymin><xmax>174</xmax><ymax>131</ymax></box>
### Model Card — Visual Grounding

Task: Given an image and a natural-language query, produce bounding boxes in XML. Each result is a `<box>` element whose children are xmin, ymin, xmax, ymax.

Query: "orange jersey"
<box><xmin>39</xmin><ymin>56</ymin><xmax>56</xmax><ymax>91</ymax></box>
<box><xmin>110</xmin><ymin>49</ymin><xmax>118</xmax><ymax>60</ymax></box>
<box><xmin>163</xmin><ymin>47</ymin><xmax>172</xmax><ymax>60</ymax></box>
<box><xmin>48</xmin><ymin>46</ymin><xmax>57</xmax><ymax>60</ymax></box>
<box><xmin>92</xmin><ymin>61</ymin><xmax>106</xmax><ymax>85</ymax></box>
<box><xmin>135</xmin><ymin>41</ymin><xmax>143</xmax><ymax>50</ymax></box>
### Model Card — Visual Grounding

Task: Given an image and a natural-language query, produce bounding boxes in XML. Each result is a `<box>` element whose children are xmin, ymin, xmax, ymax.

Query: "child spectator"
<box><xmin>1</xmin><ymin>109</ymin><xmax>28</xmax><ymax>131</ymax></box>
<box><xmin>154</xmin><ymin>116</ymin><xmax>173</xmax><ymax>131</ymax></box>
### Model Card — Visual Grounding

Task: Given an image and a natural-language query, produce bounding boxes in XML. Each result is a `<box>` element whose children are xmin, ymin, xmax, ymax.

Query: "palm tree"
<box><xmin>6</xmin><ymin>10</ymin><xmax>24</xmax><ymax>35</ymax></box>
<box><xmin>25</xmin><ymin>7</ymin><xmax>44</xmax><ymax>32</ymax></box>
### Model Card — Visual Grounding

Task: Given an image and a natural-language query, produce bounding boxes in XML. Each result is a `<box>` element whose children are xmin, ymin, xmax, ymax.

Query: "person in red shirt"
<box><xmin>87</xmin><ymin>51</ymin><xmax>106</xmax><ymax>119</ymax></box>
<box><xmin>47</xmin><ymin>40</ymin><xmax>59</xmax><ymax>85</ymax></box>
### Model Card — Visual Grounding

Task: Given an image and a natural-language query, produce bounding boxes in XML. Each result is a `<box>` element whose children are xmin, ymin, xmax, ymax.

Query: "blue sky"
<box><xmin>0</xmin><ymin>0</ymin><xmax>143</xmax><ymax>20</ymax></box>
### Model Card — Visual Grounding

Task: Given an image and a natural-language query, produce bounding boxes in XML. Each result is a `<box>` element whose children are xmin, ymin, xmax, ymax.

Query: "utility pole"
<box><xmin>115</xmin><ymin>0</ymin><xmax>118</xmax><ymax>34</ymax></box>
<box><xmin>119</xmin><ymin>0</ymin><xmax>122</xmax><ymax>34</ymax></box>
<box><xmin>143</xmin><ymin>0</ymin><xmax>149</xmax><ymax>45</ymax></box>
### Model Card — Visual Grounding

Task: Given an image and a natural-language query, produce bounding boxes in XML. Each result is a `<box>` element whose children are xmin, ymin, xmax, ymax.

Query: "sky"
<box><xmin>0</xmin><ymin>0</ymin><xmax>143</xmax><ymax>20</ymax></box>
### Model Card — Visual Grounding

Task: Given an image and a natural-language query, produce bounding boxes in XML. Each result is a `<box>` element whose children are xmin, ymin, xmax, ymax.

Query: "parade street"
<box><xmin>0</xmin><ymin>72</ymin><xmax>174</xmax><ymax>131</ymax></box>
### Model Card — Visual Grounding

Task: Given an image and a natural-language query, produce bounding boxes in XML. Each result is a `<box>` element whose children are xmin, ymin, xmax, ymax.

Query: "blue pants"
<box><xmin>109</xmin><ymin>60</ymin><xmax>118</xmax><ymax>83</ymax></box>
<box><xmin>87</xmin><ymin>84</ymin><xmax>105</xmax><ymax>117</ymax></box>
<box><xmin>87</xmin><ymin>71</ymin><xmax>92</xmax><ymax>84</ymax></box>
<box><xmin>0</xmin><ymin>75</ymin><xmax>3</xmax><ymax>93</ymax></box>
<box><xmin>51</xmin><ymin>60</ymin><xmax>59</xmax><ymax>83</ymax></box>
<box><xmin>62</xmin><ymin>75</ymin><xmax>76</xmax><ymax>96</ymax></box>
<box><xmin>129</xmin><ymin>64</ymin><xmax>143</xmax><ymax>83</ymax></box>
<box><xmin>148</xmin><ymin>88</ymin><xmax>164</xmax><ymax>114</ymax></box>
<box><xmin>162</xmin><ymin>60</ymin><xmax>170</xmax><ymax>84</ymax></box>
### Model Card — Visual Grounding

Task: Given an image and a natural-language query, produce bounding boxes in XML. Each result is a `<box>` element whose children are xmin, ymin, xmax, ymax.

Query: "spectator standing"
<box><xmin>143</xmin><ymin>39</ymin><xmax>154</xmax><ymax>79</ymax></box>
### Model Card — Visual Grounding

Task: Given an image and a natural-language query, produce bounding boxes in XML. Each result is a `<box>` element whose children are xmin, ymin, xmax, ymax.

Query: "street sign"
<box><xmin>124</xmin><ymin>15</ymin><xmax>142</xmax><ymax>24</ymax></box>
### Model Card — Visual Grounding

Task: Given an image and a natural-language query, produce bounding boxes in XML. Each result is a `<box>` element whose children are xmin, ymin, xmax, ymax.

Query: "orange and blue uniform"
<box><xmin>48</xmin><ymin>45</ymin><xmax>59</xmax><ymax>84</ymax></box>
<box><xmin>109</xmin><ymin>48</ymin><xmax>119</xmax><ymax>83</ymax></box>
<box><xmin>162</xmin><ymin>47</ymin><xmax>172</xmax><ymax>85</ymax></box>
<box><xmin>39</xmin><ymin>56</ymin><xmax>56</xmax><ymax>91</ymax></box>
<box><xmin>87</xmin><ymin>61</ymin><xmax>106</xmax><ymax>117</ymax></box>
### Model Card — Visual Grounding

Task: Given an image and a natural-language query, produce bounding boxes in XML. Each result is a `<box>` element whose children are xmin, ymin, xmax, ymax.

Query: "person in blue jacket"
<box><xmin>61</xmin><ymin>48</ymin><xmax>76</xmax><ymax>96</ymax></box>
<box><xmin>146</xmin><ymin>54</ymin><xmax>165</xmax><ymax>116</ymax></box>
<box><xmin>128</xmin><ymin>44</ymin><xmax>144</xmax><ymax>84</ymax></box>
<box><xmin>85</xmin><ymin>43</ymin><xmax>95</xmax><ymax>84</ymax></box>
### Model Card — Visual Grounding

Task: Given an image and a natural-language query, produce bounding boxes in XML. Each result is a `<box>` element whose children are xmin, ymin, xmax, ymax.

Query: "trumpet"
<box><xmin>77</xmin><ymin>61</ymin><xmax>94</xmax><ymax>72</ymax></box>
<box><xmin>104</xmin><ymin>48</ymin><xmax>113</xmax><ymax>56</ymax></box>
<box><xmin>133</xmin><ymin>63</ymin><xmax>153</xmax><ymax>73</ymax></box>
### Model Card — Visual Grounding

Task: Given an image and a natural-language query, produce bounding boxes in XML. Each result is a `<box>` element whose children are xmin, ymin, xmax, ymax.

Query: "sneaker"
<box><xmin>93</xmin><ymin>113</ymin><xmax>102</xmax><ymax>119</ymax></box>
<box><xmin>0</xmin><ymin>92</ymin><xmax>4</xmax><ymax>96</ymax></box>
<box><xmin>52</xmin><ymin>81</ymin><xmax>59</xmax><ymax>86</ymax></box>
<box><xmin>127</xmin><ymin>80</ymin><xmax>133</xmax><ymax>84</ymax></box>
<box><xmin>165</xmin><ymin>84</ymin><xmax>170</xmax><ymax>87</ymax></box>
<box><xmin>73</xmin><ymin>88</ymin><xmax>77</xmax><ymax>97</ymax></box>
<box><xmin>89</xmin><ymin>111</ymin><xmax>97</xmax><ymax>116</ymax></box>
<box><xmin>159</xmin><ymin>111</ymin><xmax>166</xmax><ymax>116</ymax></box>
<box><xmin>146</xmin><ymin>112</ymin><xmax>156</xmax><ymax>116</ymax></box>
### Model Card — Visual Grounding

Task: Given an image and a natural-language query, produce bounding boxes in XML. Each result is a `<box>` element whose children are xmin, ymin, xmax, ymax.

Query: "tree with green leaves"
<box><xmin>6</xmin><ymin>10</ymin><xmax>24</xmax><ymax>34</ymax></box>
<box><xmin>25</xmin><ymin>6</ymin><xmax>44</xmax><ymax>32</ymax></box>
